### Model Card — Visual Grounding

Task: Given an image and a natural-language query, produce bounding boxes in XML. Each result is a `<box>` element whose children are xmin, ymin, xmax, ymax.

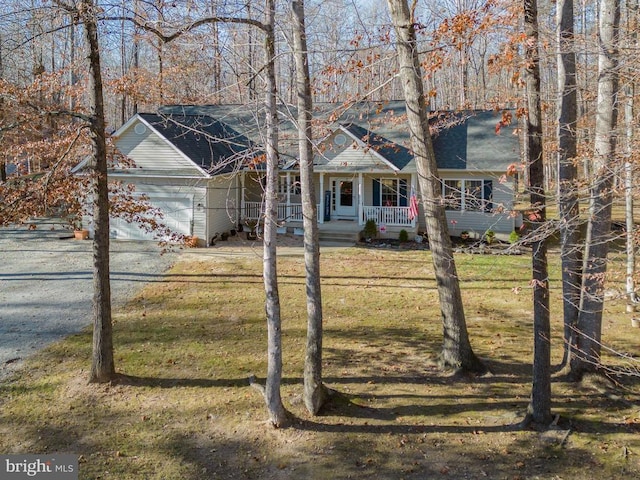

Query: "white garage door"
<box><xmin>110</xmin><ymin>196</ymin><xmax>193</xmax><ymax>241</ymax></box>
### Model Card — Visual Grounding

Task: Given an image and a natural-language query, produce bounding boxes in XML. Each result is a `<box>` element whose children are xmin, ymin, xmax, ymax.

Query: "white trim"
<box><xmin>358</xmin><ymin>173</ymin><xmax>364</xmax><ymax>226</ymax></box>
<box><xmin>330</xmin><ymin>176</ymin><xmax>358</xmax><ymax>218</ymax></box>
<box><xmin>411</xmin><ymin>174</ymin><xmax>417</xmax><ymax>228</ymax></box>
<box><xmin>319</xmin><ymin>174</ymin><xmax>325</xmax><ymax>224</ymax></box>
<box><xmin>112</xmin><ymin>114</ymin><xmax>142</xmax><ymax>138</ymax></box>
<box><xmin>240</xmin><ymin>171</ymin><xmax>246</xmax><ymax>220</ymax></box>
<box><xmin>106</xmin><ymin>173</ymin><xmax>209</xmax><ymax>180</ymax></box>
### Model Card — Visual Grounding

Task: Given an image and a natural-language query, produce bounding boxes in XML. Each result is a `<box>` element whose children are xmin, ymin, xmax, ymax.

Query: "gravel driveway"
<box><xmin>0</xmin><ymin>219</ymin><xmax>177</xmax><ymax>380</ymax></box>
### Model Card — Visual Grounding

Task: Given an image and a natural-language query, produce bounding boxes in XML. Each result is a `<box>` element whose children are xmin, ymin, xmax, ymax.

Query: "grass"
<box><xmin>1</xmin><ymin>247</ymin><xmax>639</xmax><ymax>479</ymax></box>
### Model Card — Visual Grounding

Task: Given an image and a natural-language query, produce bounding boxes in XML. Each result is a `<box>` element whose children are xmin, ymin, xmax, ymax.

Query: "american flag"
<box><xmin>408</xmin><ymin>187</ymin><xmax>419</xmax><ymax>221</ymax></box>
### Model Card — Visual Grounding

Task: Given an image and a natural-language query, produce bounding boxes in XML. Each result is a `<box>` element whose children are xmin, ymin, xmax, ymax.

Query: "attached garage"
<box><xmin>110</xmin><ymin>194</ymin><xmax>194</xmax><ymax>241</ymax></box>
<box><xmin>104</xmin><ymin>112</ymin><xmax>255</xmax><ymax>246</ymax></box>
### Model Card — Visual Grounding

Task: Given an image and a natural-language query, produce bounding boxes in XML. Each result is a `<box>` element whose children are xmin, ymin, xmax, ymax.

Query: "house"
<box><xmin>108</xmin><ymin>103</ymin><xmax>521</xmax><ymax>244</ymax></box>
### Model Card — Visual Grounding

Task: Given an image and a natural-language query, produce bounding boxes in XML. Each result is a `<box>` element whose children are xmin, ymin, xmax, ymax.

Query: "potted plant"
<box><xmin>68</xmin><ymin>215</ymin><xmax>89</xmax><ymax>240</ymax></box>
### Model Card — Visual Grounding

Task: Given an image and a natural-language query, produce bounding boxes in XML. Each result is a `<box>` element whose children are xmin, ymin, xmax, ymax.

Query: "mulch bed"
<box><xmin>360</xmin><ymin>236</ymin><xmax>526</xmax><ymax>255</ymax></box>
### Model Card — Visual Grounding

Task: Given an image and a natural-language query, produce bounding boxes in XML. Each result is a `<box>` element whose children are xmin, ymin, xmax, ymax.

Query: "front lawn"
<box><xmin>1</xmin><ymin>247</ymin><xmax>638</xmax><ymax>479</ymax></box>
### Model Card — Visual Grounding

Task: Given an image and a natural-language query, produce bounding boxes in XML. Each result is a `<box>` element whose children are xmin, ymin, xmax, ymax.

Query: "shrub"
<box><xmin>509</xmin><ymin>230</ymin><xmax>520</xmax><ymax>244</ymax></box>
<box><xmin>399</xmin><ymin>229</ymin><xmax>409</xmax><ymax>242</ymax></box>
<box><xmin>364</xmin><ymin>219</ymin><xmax>378</xmax><ymax>239</ymax></box>
<box><xmin>484</xmin><ymin>229</ymin><xmax>496</xmax><ymax>244</ymax></box>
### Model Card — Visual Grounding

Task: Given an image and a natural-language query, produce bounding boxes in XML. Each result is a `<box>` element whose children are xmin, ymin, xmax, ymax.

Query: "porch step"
<box><xmin>318</xmin><ymin>230</ymin><xmax>359</xmax><ymax>245</ymax></box>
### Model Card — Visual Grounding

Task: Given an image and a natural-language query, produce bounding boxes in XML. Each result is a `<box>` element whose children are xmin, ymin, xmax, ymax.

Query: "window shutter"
<box><xmin>484</xmin><ymin>180</ymin><xmax>493</xmax><ymax>212</ymax></box>
<box><xmin>399</xmin><ymin>179</ymin><xmax>408</xmax><ymax>207</ymax></box>
<box><xmin>373</xmin><ymin>179</ymin><xmax>381</xmax><ymax>206</ymax></box>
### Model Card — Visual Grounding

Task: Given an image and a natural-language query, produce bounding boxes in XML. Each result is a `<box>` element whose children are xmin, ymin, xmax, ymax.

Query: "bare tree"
<box><xmin>386</xmin><ymin>0</ymin><xmax>485</xmax><ymax>374</ymax></box>
<box><xmin>556</xmin><ymin>0</ymin><xmax>582</xmax><ymax>368</ymax></box>
<box><xmin>291</xmin><ymin>0</ymin><xmax>328</xmax><ymax>415</ymax></box>
<box><xmin>53</xmin><ymin>0</ymin><xmax>115</xmax><ymax>383</ymax></box>
<box><xmin>523</xmin><ymin>0</ymin><xmax>552</xmax><ymax>426</ymax></box>
<box><xmin>572</xmin><ymin>0</ymin><xmax>621</xmax><ymax>377</ymax></box>
<box><xmin>624</xmin><ymin>0</ymin><xmax>638</xmax><ymax>314</ymax></box>
<box><xmin>261</xmin><ymin>0</ymin><xmax>290</xmax><ymax>427</ymax></box>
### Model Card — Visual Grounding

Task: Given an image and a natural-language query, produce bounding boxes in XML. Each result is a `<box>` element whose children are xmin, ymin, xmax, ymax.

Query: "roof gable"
<box><xmin>339</xmin><ymin>124</ymin><xmax>411</xmax><ymax>171</ymax></box>
<box><xmin>315</xmin><ymin>128</ymin><xmax>398</xmax><ymax>173</ymax></box>
<box><xmin>135</xmin><ymin>113</ymin><xmax>258</xmax><ymax>175</ymax></box>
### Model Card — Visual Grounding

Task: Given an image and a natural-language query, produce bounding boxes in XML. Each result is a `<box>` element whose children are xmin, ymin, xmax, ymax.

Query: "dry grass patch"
<box><xmin>1</xmin><ymin>247</ymin><xmax>639</xmax><ymax>479</ymax></box>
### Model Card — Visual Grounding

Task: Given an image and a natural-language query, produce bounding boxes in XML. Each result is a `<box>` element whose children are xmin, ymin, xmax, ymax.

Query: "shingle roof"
<box><xmin>337</xmin><ymin>106</ymin><xmax>519</xmax><ymax>172</ymax></box>
<box><xmin>430</xmin><ymin>110</ymin><xmax>519</xmax><ymax>171</ymax></box>
<box><xmin>138</xmin><ymin>113</ymin><xmax>258</xmax><ymax>174</ymax></box>
<box><xmin>154</xmin><ymin>104</ymin><xmax>519</xmax><ymax>173</ymax></box>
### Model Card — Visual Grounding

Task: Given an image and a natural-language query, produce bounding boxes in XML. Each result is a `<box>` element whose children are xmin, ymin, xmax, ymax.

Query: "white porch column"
<box><xmin>286</xmin><ymin>172</ymin><xmax>291</xmax><ymax>221</ymax></box>
<box><xmin>319</xmin><ymin>173</ymin><xmax>325</xmax><ymax>224</ymax></box>
<box><xmin>240</xmin><ymin>171</ymin><xmax>246</xmax><ymax>221</ymax></box>
<box><xmin>358</xmin><ymin>172</ymin><xmax>364</xmax><ymax>226</ymax></box>
<box><xmin>411</xmin><ymin>173</ymin><xmax>417</xmax><ymax>228</ymax></box>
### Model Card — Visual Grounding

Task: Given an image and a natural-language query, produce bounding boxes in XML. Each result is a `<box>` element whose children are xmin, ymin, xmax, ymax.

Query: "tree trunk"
<box><xmin>386</xmin><ymin>0</ymin><xmax>484</xmax><ymax>374</ymax></box>
<box><xmin>79</xmin><ymin>0</ymin><xmax>115</xmax><ymax>383</ymax></box>
<box><xmin>262</xmin><ymin>0</ymin><xmax>289</xmax><ymax>428</ymax></box>
<box><xmin>625</xmin><ymin>90</ymin><xmax>634</xmax><ymax>312</ymax></box>
<box><xmin>556</xmin><ymin>0</ymin><xmax>582</xmax><ymax>368</ymax></box>
<box><xmin>624</xmin><ymin>0</ymin><xmax>637</xmax><ymax>314</ymax></box>
<box><xmin>523</xmin><ymin>0</ymin><xmax>552</xmax><ymax>425</ymax></box>
<box><xmin>572</xmin><ymin>0</ymin><xmax>620</xmax><ymax>377</ymax></box>
<box><xmin>291</xmin><ymin>0</ymin><xmax>328</xmax><ymax>415</ymax></box>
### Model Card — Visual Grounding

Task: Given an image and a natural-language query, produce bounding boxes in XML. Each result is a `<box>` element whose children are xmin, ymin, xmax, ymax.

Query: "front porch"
<box><xmin>239</xmin><ymin>171</ymin><xmax>419</xmax><ymax>240</ymax></box>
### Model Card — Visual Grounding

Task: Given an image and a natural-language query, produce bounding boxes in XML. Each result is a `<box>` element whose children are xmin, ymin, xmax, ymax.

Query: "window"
<box><xmin>443</xmin><ymin>180</ymin><xmax>462</xmax><ymax>210</ymax></box>
<box><xmin>442</xmin><ymin>179</ymin><xmax>493</xmax><ymax>212</ymax></box>
<box><xmin>465</xmin><ymin>180</ymin><xmax>484</xmax><ymax>211</ymax></box>
<box><xmin>381</xmin><ymin>179</ymin><xmax>398</xmax><ymax>206</ymax></box>
<box><xmin>278</xmin><ymin>175</ymin><xmax>301</xmax><ymax>195</ymax></box>
<box><xmin>373</xmin><ymin>178</ymin><xmax>408</xmax><ymax>207</ymax></box>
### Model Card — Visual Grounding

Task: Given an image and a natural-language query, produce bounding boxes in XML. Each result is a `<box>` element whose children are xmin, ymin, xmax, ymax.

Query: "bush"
<box><xmin>364</xmin><ymin>219</ymin><xmax>378</xmax><ymax>239</ymax></box>
<box><xmin>484</xmin><ymin>229</ymin><xmax>496</xmax><ymax>244</ymax></box>
<box><xmin>509</xmin><ymin>230</ymin><xmax>520</xmax><ymax>244</ymax></box>
<box><xmin>399</xmin><ymin>229</ymin><xmax>409</xmax><ymax>242</ymax></box>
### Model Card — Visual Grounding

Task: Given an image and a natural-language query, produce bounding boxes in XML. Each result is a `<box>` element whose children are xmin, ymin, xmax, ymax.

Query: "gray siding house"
<box><xmin>107</xmin><ymin>103</ymin><xmax>521</xmax><ymax>244</ymax></box>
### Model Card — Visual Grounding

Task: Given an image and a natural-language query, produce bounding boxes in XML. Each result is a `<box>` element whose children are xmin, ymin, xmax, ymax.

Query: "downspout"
<box><xmin>190</xmin><ymin>199</ymin><xmax>195</xmax><ymax>237</ymax></box>
<box><xmin>203</xmin><ymin>187</ymin><xmax>209</xmax><ymax>246</ymax></box>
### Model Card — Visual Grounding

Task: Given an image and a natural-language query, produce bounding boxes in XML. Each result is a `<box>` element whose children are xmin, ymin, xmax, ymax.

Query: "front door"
<box><xmin>331</xmin><ymin>177</ymin><xmax>356</xmax><ymax>218</ymax></box>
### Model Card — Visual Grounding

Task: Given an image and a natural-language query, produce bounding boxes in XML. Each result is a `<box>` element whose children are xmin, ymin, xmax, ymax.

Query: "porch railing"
<box><xmin>362</xmin><ymin>206</ymin><xmax>413</xmax><ymax>227</ymax></box>
<box><xmin>244</xmin><ymin>202</ymin><xmax>414</xmax><ymax>227</ymax></box>
<box><xmin>244</xmin><ymin>202</ymin><xmax>305</xmax><ymax>222</ymax></box>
